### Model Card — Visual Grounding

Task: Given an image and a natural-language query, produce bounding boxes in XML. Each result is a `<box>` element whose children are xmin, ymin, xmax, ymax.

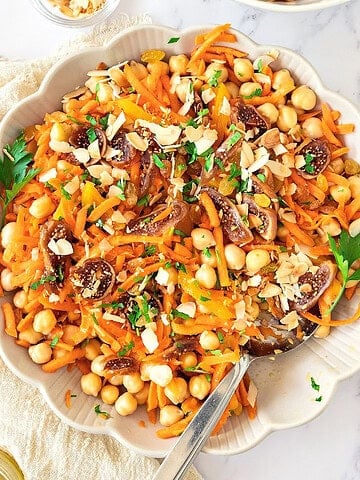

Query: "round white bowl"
<box><xmin>235</xmin><ymin>0</ymin><xmax>352</xmax><ymax>13</ymax></box>
<box><xmin>0</xmin><ymin>24</ymin><xmax>360</xmax><ymax>458</ymax></box>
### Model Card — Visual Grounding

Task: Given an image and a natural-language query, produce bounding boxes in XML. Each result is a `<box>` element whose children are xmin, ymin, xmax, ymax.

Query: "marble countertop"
<box><xmin>1</xmin><ymin>0</ymin><xmax>360</xmax><ymax>479</ymax></box>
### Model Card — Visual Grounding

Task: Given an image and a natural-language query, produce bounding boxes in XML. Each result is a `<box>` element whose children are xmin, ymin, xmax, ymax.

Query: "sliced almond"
<box><xmin>259</xmin><ymin>283</ymin><xmax>282</xmax><ymax>298</ymax></box>
<box><xmin>64</xmin><ymin>176</ymin><xmax>80</xmax><ymax>195</ymax></box>
<box><xmin>48</xmin><ymin>238</ymin><xmax>73</xmax><ymax>256</ymax></box>
<box><xmin>266</xmin><ymin>159</ymin><xmax>292</xmax><ymax>178</ymax></box>
<box><xmin>39</xmin><ymin>168</ymin><xmax>57</xmax><ymax>183</ymax></box>
<box><xmin>201</xmin><ymin>87</ymin><xmax>216</xmax><ymax>104</ymax></box>
<box><xmin>88</xmin><ymin>139</ymin><xmax>101</xmax><ymax>160</ymax></box>
<box><xmin>73</xmin><ymin>148</ymin><xmax>90</xmax><ymax>164</ymax></box>
<box><xmin>125</xmin><ymin>132</ymin><xmax>149</xmax><ymax>152</ymax></box>
<box><xmin>49</xmin><ymin>140</ymin><xmax>72</xmax><ymax>154</ymax></box>
<box><xmin>63</xmin><ymin>86</ymin><xmax>88</xmax><ymax>100</ymax></box>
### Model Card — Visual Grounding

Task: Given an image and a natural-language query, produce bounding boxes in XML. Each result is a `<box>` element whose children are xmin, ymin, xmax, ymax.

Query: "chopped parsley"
<box><xmin>210</xmin><ymin>349</ymin><xmax>222</xmax><ymax>356</ymax></box>
<box><xmin>256</xmin><ymin>59</ymin><xmax>263</xmax><ymax>73</ymax></box>
<box><xmin>127</xmin><ymin>304</ymin><xmax>142</xmax><ymax>329</ymax></box>
<box><xmin>315</xmin><ymin>396</ymin><xmax>323</xmax><ymax>402</ymax></box>
<box><xmin>30</xmin><ymin>275</ymin><xmax>56</xmax><ymax>290</ymax></box>
<box><xmin>99</xmin><ymin>113</ymin><xmax>110</xmax><ymax>130</ymax></box>
<box><xmin>85</xmin><ymin>114</ymin><xmax>97</xmax><ymax>126</ymax></box>
<box><xmin>202</xmin><ymin>247</ymin><xmax>212</xmax><ymax>258</ymax></box>
<box><xmin>226</xmin><ymin>131</ymin><xmax>242</xmax><ymax>150</ymax></box>
<box><xmin>217</xmin><ymin>331</ymin><xmax>224</xmax><ymax>343</ymax></box>
<box><xmin>310</xmin><ymin>376</ymin><xmax>320</xmax><ymax>392</ymax></box>
<box><xmin>171</xmin><ymin>309</ymin><xmax>190</xmax><ymax>320</ymax></box>
<box><xmin>94</xmin><ymin>405</ymin><xmax>110</xmax><ymax>419</ymax></box>
<box><xmin>60</xmin><ymin>184</ymin><xmax>72</xmax><ymax>200</ymax></box>
<box><xmin>116</xmin><ymin>179</ymin><xmax>127</xmax><ymax>201</ymax></box>
<box><xmin>208</xmin><ymin>70</ymin><xmax>222</xmax><ymax>88</ymax></box>
<box><xmin>242</xmin><ymin>88</ymin><xmax>262</xmax><ymax>100</ymax></box>
<box><xmin>214</xmin><ymin>157</ymin><xmax>225</xmax><ymax>171</ymax></box>
<box><xmin>66</xmin><ymin>115</ymin><xmax>82</xmax><ymax>125</ymax></box>
<box><xmin>228</xmin><ymin>163</ymin><xmax>242</xmax><ymax>181</ymax></box>
<box><xmin>137</xmin><ymin>195</ymin><xmax>150</xmax><ymax>207</ymax></box>
<box><xmin>95</xmin><ymin>83</ymin><xmax>100</xmax><ymax>102</ymax></box>
<box><xmin>175</xmin><ymin>262</ymin><xmax>187</xmax><ymax>273</ymax></box>
<box><xmin>118</xmin><ymin>340</ymin><xmax>135</xmax><ymax>356</ymax></box>
<box><xmin>99</xmin><ymin>301</ymin><xmax>124</xmax><ymax>309</ymax></box>
<box><xmin>304</xmin><ymin>153</ymin><xmax>315</xmax><ymax>174</ymax></box>
<box><xmin>153</xmin><ymin>153</ymin><xmax>166</xmax><ymax>169</ymax></box>
<box><xmin>141</xmin><ymin>245</ymin><xmax>157</xmax><ymax>257</ymax></box>
<box><xmin>50</xmin><ymin>336</ymin><xmax>60</xmax><ymax>348</ymax></box>
<box><xmin>174</xmin><ymin>228</ymin><xmax>187</xmax><ymax>238</ymax></box>
<box><xmin>168</xmin><ymin>36</ymin><xmax>180</xmax><ymax>44</ymax></box>
<box><xmin>199</xmin><ymin>295</ymin><xmax>210</xmax><ymax>302</ymax></box>
<box><xmin>86</xmin><ymin>127</ymin><xmax>97</xmax><ymax>144</ymax></box>
<box><xmin>256</xmin><ymin>173</ymin><xmax>266</xmax><ymax>183</ymax></box>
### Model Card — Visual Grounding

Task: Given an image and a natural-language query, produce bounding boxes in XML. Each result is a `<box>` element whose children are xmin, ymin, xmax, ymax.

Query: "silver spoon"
<box><xmin>152</xmin><ymin>316</ymin><xmax>317</xmax><ymax>480</ymax></box>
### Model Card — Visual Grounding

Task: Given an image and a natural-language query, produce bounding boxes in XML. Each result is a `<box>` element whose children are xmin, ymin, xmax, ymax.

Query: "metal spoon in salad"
<box><xmin>152</xmin><ymin>314</ymin><xmax>318</xmax><ymax>480</ymax></box>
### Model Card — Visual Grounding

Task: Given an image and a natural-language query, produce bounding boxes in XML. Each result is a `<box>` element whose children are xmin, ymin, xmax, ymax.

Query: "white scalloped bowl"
<box><xmin>1</xmin><ymin>25</ymin><xmax>360</xmax><ymax>458</ymax></box>
<box><xmin>235</xmin><ymin>0</ymin><xmax>352</xmax><ymax>12</ymax></box>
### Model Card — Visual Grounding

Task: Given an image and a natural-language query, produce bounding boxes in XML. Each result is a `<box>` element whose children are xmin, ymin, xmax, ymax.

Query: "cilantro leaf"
<box><xmin>94</xmin><ymin>405</ymin><xmax>110</xmax><ymax>418</ymax></box>
<box><xmin>242</xmin><ymin>88</ymin><xmax>262</xmax><ymax>100</ymax></box>
<box><xmin>310</xmin><ymin>376</ymin><xmax>320</xmax><ymax>392</ymax></box>
<box><xmin>118</xmin><ymin>341</ymin><xmax>135</xmax><ymax>357</ymax></box>
<box><xmin>168</xmin><ymin>37</ymin><xmax>180</xmax><ymax>44</ymax></box>
<box><xmin>208</xmin><ymin>70</ymin><xmax>222</xmax><ymax>88</ymax></box>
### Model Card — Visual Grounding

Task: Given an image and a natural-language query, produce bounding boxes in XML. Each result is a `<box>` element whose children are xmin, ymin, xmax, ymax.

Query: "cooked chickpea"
<box><xmin>123</xmin><ymin>373</ymin><xmax>144</xmax><ymax>394</ymax></box>
<box><xmin>330</xmin><ymin>158</ymin><xmax>345</xmax><ymax>175</ymax></box>
<box><xmin>348</xmin><ymin>175</ymin><xmax>360</xmax><ymax>199</ymax></box>
<box><xmin>277</xmin><ymin>105</ymin><xmax>298</xmax><ymax>132</ymax></box>
<box><xmin>129</xmin><ymin>61</ymin><xmax>148</xmax><ymax>80</ymax></box>
<box><xmin>329</xmin><ymin>184</ymin><xmax>351</xmax><ymax>204</ymax></box>
<box><xmin>204</xmin><ymin>63</ymin><xmax>228</xmax><ymax>85</ymax></box>
<box><xmin>321</xmin><ymin>217</ymin><xmax>341</xmax><ymax>236</ymax></box>
<box><xmin>291</xmin><ymin>85</ymin><xmax>317</xmax><ymax>111</ymax></box>
<box><xmin>140</xmin><ymin>362</ymin><xmax>156</xmax><ymax>381</ymax></box>
<box><xmin>18</xmin><ymin>327</ymin><xmax>43</xmax><ymax>345</ymax></box>
<box><xmin>1</xmin><ymin>222</ymin><xmax>17</xmax><ymax>249</ymax></box>
<box><xmin>28</xmin><ymin>342</ymin><xmax>52</xmax><ymax>364</ymax></box>
<box><xmin>277</xmin><ymin>225</ymin><xmax>289</xmax><ymax>242</ymax></box>
<box><xmin>100</xmin><ymin>384</ymin><xmax>119</xmax><ymax>405</ymax></box>
<box><xmin>115</xmin><ymin>392</ymin><xmax>138</xmax><ymax>416</ymax></box>
<box><xmin>225</xmin><ymin>81</ymin><xmax>239</xmax><ymax>99</ymax></box>
<box><xmin>195</xmin><ymin>264</ymin><xmax>217</xmax><ymax>289</ymax></box>
<box><xmin>159</xmin><ymin>405</ymin><xmax>184</xmax><ymax>427</ymax></box>
<box><xmin>245</xmin><ymin>249</ymin><xmax>271</xmax><ymax>273</ymax></box>
<box><xmin>84</xmin><ymin>339</ymin><xmax>102</xmax><ymax>361</ymax></box>
<box><xmin>191</xmin><ymin>228</ymin><xmax>216</xmax><ymax>250</ymax></box>
<box><xmin>179</xmin><ymin>352</ymin><xmax>198</xmax><ymax>369</ymax></box>
<box><xmin>257</xmin><ymin>103</ymin><xmax>279</xmax><ymax>125</ymax></box>
<box><xmin>133</xmin><ymin>382</ymin><xmax>150</xmax><ymax>405</ymax></box>
<box><xmin>108</xmin><ymin>373</ymin><xmax>124</xmax><ymax>386</ymax></box>
<box><xmin>200</xmin><ymin>247</ymin><xmax>217</xmax><ymax>268</ymax></box>
<box><xmin>224</xmin><ymin>244</ymin><xmax>246</xmax><ymax>270</ymax></box>
<box><xmin>189</xmin><ymin>374</ymin><xmax>211</xmax><ymax>400</ymax></box>
<box><xmin>33</xmin><ymin>309</ymin><xmax>57</xmax><ymax>335</ymax></box>
<box><xmin>80</xmin><ymin>372</ymin><xmax>102</xmax><ymax>397</ymax></box>
<box><xmin>199</xmin><ymin>330</ymin><xmax>220</xmax><ymax>351</ymax></box>
<box><xmin>1</xmin><ymin>268</ymin><xmax>16</xmax><ymax>291</ymax></box>
<box><xmin>233</xmin><ymin>58</ymin><xmax>253</xmax><ymax>82</ymax></box>
<box><xmin>147</xmin><ymin>60</ymin><xmax>169</xmax><ymax>77</ymax></box>
<box><xmin>91</xmin><ymin>355</ymin><xmax>108</xmax><ymax>377</ymax></box>
<box><xmin>29</xmin><ymin>195</ymin><xmax>56</xmax><ymax>219</ymax></box>
<box><xmin>62</xmin><ymin>325</ymin><xmax>81</xmax><ymax>345</ymax></box>
<box><xmin>13</xmin><ymin>290</ymin><xmax>27</xmax><ymax>309</ymax></box>
<box><xmin>239</xmin><ymin>82</ymin><xmax>262</xmax><ymax>98</ymax></box>
<box><xmin>149</xmin><ymin>364</ymin><xmax>173</xmax><ymax>387</ymax></box>
<box><xmin>169</xmin><ymin>54</ymin><xmax>189</xmax><ymax>75</ymax></box>
<box><xmin>302</xmin><ymin>117</ymin><xmax>323</xmax><ymax>139</ymax></box>
<box><xmin>164</xmin><ymin>377</ymin><xmax>189</xmax><ymax>405</ymax></box>
<box><xmin>96</xmin><ymin>83</ymin><xmax>114</xmax><ymax>104</ymax></box>
<box><xmin>272</xmin><ymin>69</ymin><xmax>295</xmax><ymax>91</ymax></box>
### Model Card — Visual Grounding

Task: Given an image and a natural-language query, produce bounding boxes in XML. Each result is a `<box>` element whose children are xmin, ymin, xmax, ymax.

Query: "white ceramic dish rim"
<box><xmin>235</xmin><ymin>0</ymin><xmax>351</xmax><ymax>13</ymax></box>
<box><xmin>0</xmin><ymin>24</ymin><xmax>360</xmax><ymax>458</ymax></box>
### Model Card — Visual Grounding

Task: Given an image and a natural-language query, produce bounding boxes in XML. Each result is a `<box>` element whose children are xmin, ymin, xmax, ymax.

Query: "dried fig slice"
<box><xmin>126</xmin><ymin>201</ymin><xmax>188</xmax><ymax>236</ymax></box>
<box><xmin>231</xmin><ymin>99</ymin><xmax>270</xmax><ymax>132</ymax></box>
<box><xmin>242</xmin><ymin>194</ymin><xmax>277</xmax><ymax>241</ymax></box>
<box><xmin>251</xmin><ymin>174</ymin><xmax>278</xmax><ymax>201</ymax></box>
<box><xmin>105</xmin><ymin>356</ymin><xmax>138</xmax><ymax>375</ymax></box>
<box><xmin>70</xmin><ymin>258</ymin><xmax>115</xmax><ymax>300</ymax></box>
<box><xmin>108</xmin><ymin>130</ymin><xmax>137</xmax><ymax>166</ymax></box>
<box><xmin>297</xmin><ymin>140</ymin><xmax>331</xmax><ymax>178</ymax></box>
<box><xmin>69</xmin><ymin>126</ymin><xmax>107</xmax><ymax>157</ymax></box>
<box><xmin>291</xmin><ymin>261</ymin><xmax>335</xmax><ymax>312</ymax></box>
<box><xmin>202</xmin><ymin>187</ymin><xmax>253</xmax><ymax>245</ymax></box>
<box><xmin>162</xmin><ymin>336</ymin><xmax>199</xmax><ymax>359</ymax></box>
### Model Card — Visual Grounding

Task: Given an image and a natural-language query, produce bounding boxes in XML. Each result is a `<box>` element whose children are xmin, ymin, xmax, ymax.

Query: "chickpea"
<box><xmin>18</xmin><ymin>327</ymin><xmax>43</xmax><ymax>345</ymax></box>
<box><xmin>277</xmin><ymin>225</ymin><xmax>289</xmax><ymax>242</ymax></box>
<box><xmin>330</xmin><ymin>158</ymin><xmax>345</xmax><ymax>175</ymax></box>
<box><xmin>28</xmin><ymin>342</ymin><xmax>52</xmax><ymax>364</ymax></box>
<box><xmin>329</xmin><ymin>184</ymin><xmax>351</xmax><ymax>204</ymax></box>
<box><xmin>91</xmin><ymin>355</ymin><xmax>108</xmax><ymax>377</ymax></box>
<box><xmin>195</xmin><ymin>264</ymin><xmax>217</xmax><ymax>289</ymax></box>
<box><xmin>149</xmin><ymin>364</ymin><xmax>173</xmax><ymax>387</ymax></box>
<box><xmin>52</xmin><ymin>348</ymin><xmax>67</xmax><ymax>360</ymax></box>
<box><xmin>291</xmin><ymin>85</ymin><xmax>317</xmax><ymax>111</ymax></box>
<box><xmin>29</xmin><ymin>195</ymin><xmax>56</xmax><ymax>219</ymax></box>
<box><xmin>169</xmin><ymin>54</ymin><xmax>189</xmax><ymax>75</ymax></box>
<box><xmin>277</xmin><ymin>105</ymin><xmax>298</xmax><ymax>132</ymax></box>
<box><xmin>189</xmin><ymin>374</ymin><xmax>211</xmax><ymax>400</ymax></box>
<box><xmin>245</xmin><ymin>249</ymin><xmax>271</xmax><ymax>273</ymax></box>
<box><xmin>239</xmin><ymin>82</ymin><xmax>262</xmax><ymax>98</ymax></box>
<box><xmin>159</xmin><ymin>405</ymin><xmax>184</xmax><ymax>427</ymax></box>
<box><xmin>191</xmin><ymin>228</ymin><xmax>216</xmax><ymax>250</ymax></box>
<box><xmin>257</xmin><ymin>103</ymin><xmax>279</xmax><ymax>125</ymax></box>
<box><xmin>133</xmin><ymin>382</ymin><xmax>150</xmax><ymax>405</ymax></box>
<box><xmin>13</xmin><ymin>290</ymin><xmax>27</xmax><ymax>309</ymax></box>
<box><xmin>84</xmin><ymin>339</ymin><xmax>102</xmax><ymax>361</ymax></box>
<box><xmin>321</xmin><ymin>217</ymin><xmax>341</xmax><ymax>236</ymax></box>
<box><xmin>224</xmin><ymin>244</ymin><xmax>246</xmax><ymax>270</ymax></box>
<box><xmin>140</xmin><ymin>362</ymin><xmax>156</xmax><ymax>381</ymax></box>
<box><xmin>179</xmin><ymin>352</ymin><xmax>198</xmax><ymax>369</ymax></box>
<box><xmin>123</xmin><ymin>373</ymin><xmax>144</xmax><ymax>394</ymax></box>
<box><xmin>233</xmin><ymin>58</ymin><xmax>254</xmax><ymax>82</ymax></box>
<box><xmin>129</xmin><ymin>60</ymin><xmax>148</xmax><ymax>80</ymax></box>
<box><xmin>314</xmin><ymin>325</ymin><xmax>330</xmax><ymax>339</ymax></box>
<box><xmin>80</xmin><ymin>372</ymin><xmax>102</xmax><ymax>397</ymax></box>
<box><xmin>33</xmin><ymin>309</ymin><xmax>57</xmax><ymax>335</ymax></box>
<box><xmin>108</xmin><ymin>373</ymin><xmax>124</xmax><ymax>386</ymax></box>
<box><xmin>302</xmin><ymin>117</ymin><xmax>323</xmax><ymax>139</ymax></box>
<box><xmin>225</xmin><ymin>81</ymin><xmax>239</xmax><ymax>99</ymax></box>
<box><xmin>204</xmin><ymin>63</ymin><xmax>228</xmax><ymax>85</ymax></box>
<box><xmin>1</xmin><ymin>222</ymin><xmax>16</xmax><ymax>249</ymax></box>
<box><xmin>62</xmin><ymin>325</ymin><xmax>81</xmax><ymax>345</ymax></box>
<box><xmin>200</xmin><ymin>247</ymin><xmax>217</xmax><ymax>268</ymax></box>
<box><xmin>272</xmin><ymin>69</ymin><xmax>295</xmax><ymax>91</ymax></box>
<box><xmin>147</xmin><ymin>60</ymin><xmax>169</xmax><ymax>77</ymax></box>
<box><xmin>100</xmin><ymin>384</ymin><xmax>119</xmax><ymax>405</ymax></box>
<box><xmin>164</xmin><ymin>377</ymin><xmax>189</xmax><ymax>405</ymax></box>
<box><xmin>115</xmin><ymin>392</ymin><xmax>138</xmax><ymax>416</ymax></box>
<box><xmin>199</xmin><ymin>330</ymin><xmax>220</xmax><ymax>351</ymax></box>
<box><xmin>1</xmin><ymin>268</ymin><xmax>15</xmax><ymax>291</ymax></box>
<box><xmin>348</xmin><ymin>175</ymin><xmax>360</xmax><ymax>199</ymax></box>
<box><xmin>96</xmin><ymin>83</ymin><xmax>114</xmax><ymax>104</ymax></box>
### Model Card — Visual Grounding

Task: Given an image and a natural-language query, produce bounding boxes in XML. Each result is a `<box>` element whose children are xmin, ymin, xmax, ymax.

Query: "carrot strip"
<box><xmin>345</xmin><ymin>196</ymin><xmax>360</xmax><ymax>221</ymax></box>
<box><xmin>188</xmin><ymin>24</ymin><xmax>231</xmax><ymax>67</ymax></box>
<box><xmin>42</xmin><ymin>348</ymin><xmax>85</xmax><ymax>373</ymax></box>
<box><xmin>323</xmin><ymin>171</ymin><xmax>349</xmax><ymax>187</ymax></box>
<box><xmin>147</xmin><ymin>381</ymin><xmax>159</xmax><ymax>411</ymax></box>
<box><xmin>281</xmin><ymin>220</ymin><xmax>315</xmax><ymax>247</ymax></box>
<box><xmin>87</xmin><ymin>197</ymin><xmax>121</xmax><ymax>222</ymax></box>
<box><xmin>124</xmin><ymin>64</ymin><xmax>166</xmax><ymax>111</ymax></box>
<box><xmin>206</xmin><ymin>45</ymin><xmax>247</xmax><ymax>58</ymax></box>
<box><xmin>65</xmin><ymin>389</ymin><xmax>72</xmax><ymax>408</ymax></box>
<box><xmin>213</xmin><ymin>226</ymin><xmax>230</xmax><ymax>287</ymax></box>
<box><xmin>156</xmin><ymin>411</ymin><xmax>197</xmax><ymax>439</ymax></box>
<box><xmin>195</xmin><ymin>32</ymin><xmax>236</xmax><ymax>45</ymax></box>
<box><xmin>2</xmin><ymin>302</ymin><xmax>17</xmax><ymax>338</ymax></box>
<box><xmin>321</xmin><ymin>103</ymin><xmax>338</xmax><ymax>133</ymax></box>
<box><xmin>331</xmin><ymin>147</ymin><xmax>349</xmax><ymax>160</ymax></box>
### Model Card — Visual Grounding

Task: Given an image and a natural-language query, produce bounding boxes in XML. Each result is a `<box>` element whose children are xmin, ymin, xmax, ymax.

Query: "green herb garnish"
<box><xmin>66</xmin><ymin>115</ymin><xmax>82</xmax><ymax>125</ymax></box>
<box><xmin>257</xmin><ymin>173</ymin><xmax>266</xmax><ymax>183</ymax></box>
<box><xmin>50</xmin><ymin>336</ymin><xmax>60</xmax><ymax>348</ymax></box>
<box><xmin>315</xmin><ymin>396</ymin><xmax>323</xmax><ymax>402</ymax></box>
<box><xmin>304</xmin><ymin>153</ymin><xmax>315</xmax><ymax>174</ymax></box>
<box><xmin>202</xmin><ymin>247</ymin><xmax>212</xmax><ymax>258</ymax></box>
<box><xmin>217</xmin><ymin>332</ymin><xmax>224</xmax><ymax>343</ymax></box>
<box><xmin>30</xmin><ymin>275</ymin><xmax>56</xmax><ymax>290</ymax></box>
<box><xmin>310</xmin><ymin>376</ymin><xmax>320</xmax><ymax>392</ymax></box>
<box><xmin>86</xmin><ymin>127</ymin><xmax>97</xmax><ymax>144</ymax></box>
<box><xmin>94</xmin><ymin>405</ymin><xmax>110</xmax><ymax>419</ymax></box>
<box><xmin>174</xmin><ymin>228</ymin><xmax>187</xmax><ymax>238</ymax></box>
<box><xmin>168</xmin><ymin>37</ymin><xmax>180</xmax><ymax>44</ymax></box>
<box><xmin>171</xmin><ymin>309</ymin><xmax>190</xmax><ymax>320</ymax></box>
<box><xmin>210</xmin><ymin>349</ymin><xmax>222</xmax><ymax>356</ymax></box>
<box><xmin>99</xmin><ymin>113</ymin><xmax>110</xmax><ymax>130</ymax></box>
<box><xmin>226</xmin><ymin>131</ymin><xmax>242</xmax><ymax>150</ymax></box>
<box><xmin>242</xmin><ymin>88</ymin><xmax>262</xmax><ymax>100</ymax></box>
<box><xmin>199</xmin><ymin>295</ymin><xmax>210</xmax><ymax>302</ymax></box>
<box><xmin>118</xmin><ymin>340</ymin><xmax>135</xmax><ymax>356</ymax></box>
<box><xmin>175</xmin><ymin>262</ymin><xmax>187</xmax><ymax>273</ymax></box>
<box><xmin>137</xmin><ymin>195</ymin><xmax>150</xmax><ymax>207</ymax></box>
<box><xmin>100</xmin><ymin>301</ymin><xmax>124</xmax><ymax>309</ymax></box>
<box><xmin>214</xmin><ymin>157</ymin><xmax>225</xmax><ymax>171</ymax></box>
<box><xmin>85</xmin><ymin>114</ymin><xmax>97</xmax><ymax>126</ymax></box>
<box><xmin>141</xmin><ymin>245</ymin><xmax>157</xmax><ymax>257</ymax></box>
<box><xmin>208</xmin><ymin>70</ymin><xmax>222</xmax><ymax>88</ymax></box>
<box><xmin>153</xmin><ymin>153</ymin><xmax>166</xmax><ymax>169</ymax></box>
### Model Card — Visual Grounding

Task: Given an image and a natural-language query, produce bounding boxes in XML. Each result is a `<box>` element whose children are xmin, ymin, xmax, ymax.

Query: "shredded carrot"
<box><xmin>2</xmin><ymin>302</ymin><xmax>17</xmax><ymax>338</ymax></box>
<box><xmin>65</xmin><ymin>389</ymin><xmax>72</xmax><ymax>408</ymax></box>
<box><xmin>213</xmin><ymin>226</ymin><xmax>230</xmax><ymax>287</ymax></box>
<box><xmin>42</xmin><ymin>348</ymin><xmax>85</xmax><ymax>373</ymax></box>
<box><xmin>188</xmin><ymin>24</ymin><xmax>231</xmax><ymax>67</ymax></box>
<box><xmin>281</xmin><ymin>220</ymin><xmax>315</xmax><ymax>247</ymax></box>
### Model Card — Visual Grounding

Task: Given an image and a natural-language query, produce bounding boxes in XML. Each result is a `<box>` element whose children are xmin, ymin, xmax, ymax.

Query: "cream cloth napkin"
<box><xmin>0</xmin><ymin>14</ymin><xmax>203</xmax><ymax>480</ymax></box>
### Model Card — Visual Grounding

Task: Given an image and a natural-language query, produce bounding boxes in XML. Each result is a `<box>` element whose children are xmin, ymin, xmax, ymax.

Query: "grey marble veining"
<box><xmin>0</xmin><ymin>0</ymin><xmax>359</xmax><ymax>478</ymax></box>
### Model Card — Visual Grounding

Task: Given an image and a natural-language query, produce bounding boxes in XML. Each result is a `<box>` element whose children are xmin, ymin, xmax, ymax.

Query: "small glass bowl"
<box><xmin>30</xmin><ymin>0</ymin><xmax>121</xmax><ymax>28</ymax></box>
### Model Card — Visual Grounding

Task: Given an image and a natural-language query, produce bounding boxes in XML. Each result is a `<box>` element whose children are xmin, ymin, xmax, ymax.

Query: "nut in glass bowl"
<box><xmin>30</xmin><ymin>0</ymin><xmax>121</xmax><ymax>27</ymax></box>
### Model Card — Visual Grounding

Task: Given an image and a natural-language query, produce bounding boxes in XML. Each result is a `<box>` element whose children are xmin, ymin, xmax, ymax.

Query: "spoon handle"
<box><xmin>152</xmin><ymin>354</ymin><xmax>251</xmax><ymax>480</ymax></box>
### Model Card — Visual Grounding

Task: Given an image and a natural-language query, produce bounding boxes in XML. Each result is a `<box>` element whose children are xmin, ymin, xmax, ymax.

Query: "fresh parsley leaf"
<box><xmin>137</xmin><ymin>195</ymin><xmax>150</xmax><ymax>207</ymax></box>
<box><xmin>174</xmin><ymin>228</ymin><xmax>187</xmax><ymax>238</ymax></box>
<box><xmin>315</xmin><ymin>396</ymin><xmax>323</xmax><ymax>402</ymax></box>
<box><xmin>310</xmin><ymin>376</ymin><xmax>320</xmax><ymax>392</ymax></box>
<box><xmin>50</xmin><ymin>336</ymin><xmax>60</xmax><ymax>348</ymax></box>
<box><xmin>171</xmin><ymin>309</ymin><xmax>190</xmax><ymax>320</ymax></box>
<box><xmin>256</xmin><ymin>173</ymin><xmax>266</xmax><ymax>182</ymax></box>
<box><xmin>208</xmin><ymin>70</ymin><xmax>222</xmax><ymax>88</ymax></box>
<box><xmin>99</xmin><ymin>113</ymin><xmax>110</xmax><ymax>130</ymax></box>
<box><xmin>60</xmin><ymin>184</ymin><xmax>72</xmax><ymax>200</ymax></box>
<box><xmin>100</xmin><ymin>301</ymin><xmax>124</xmax><ymax>309</ymax></box>
<box><xmin>198</xmin><ymin>108</ymin><xmax>209</xmax><ymax>118</ymax></box>
<box><xmin>141</xmin><ymin>245</ymin><xmax>157</xmax><ymax>257</ymax></box>
<box><xmin>214</xmin><ymin>157</ymin><xmax>225</xmax><ymax>171</ymax></box>
<box><xmin>202</xmin><ymin>247</ymin><xmax>212</xmax><ymax>258</ymax></box>
<box><xmin>94</xmin><ymin>404</ymin><xmax>110</xmax><ymax>418</ymax></box>
<box><xmin>210</xmin><ymin>349</ymin><xmax>222</xmax><ymax>356</ymax></box>
<box><xmin>199</xmin><ymin>295</ymin><xmax>210</xmax><ymax>302</ymax></box>
<box><xmin>184</xmin><ymin>142</ymin><xmax>198</xmax><ymax>164</ymax></box>
<box><xmin>30</xmin><ymin>275</ymin><xmax>56</xmax><ymax>290</ymax></box>
<box><xmin>257</xmin><ymin>59</ymin><xmax>263</xmax><ymax>73</ymax></box>
<box><xmin>85</xmin><ymin>114</ymin><xmax>97</xmax><ymax>126</ymax></box>
<box><xmin>116</xmin><ymin>179</ymin><xmax>127</xmax><ymax>201</ymax></box>
<box><xmin>86</xmin><ymin>127</ymin><xmax>97</xmax><ymax>144</ymax></box>
<box><xmin>118</xmin><ymin>341</ymin><xmax>135</xmax><ymax>356</ymax></box>
<box><xmin>217</xmin><ymin>332</ymin><xmax>224</xmax><ymax>343</ymax></box>
<box><xmin>175</xmin><ymin>262</ymin><xmax>187</xmax><ymax>273</ymax></box>
<box><xmin>228</xmin><ymin>163</ymin><xmax>242</xmax><ymax>181</ymax></box>
<box><xmin>304</xmin><ymin>153</ymin><xmax>315</xmax><ymax>174</ymax></box>
<box><xmin>153</xmin><ymin>153</ymin><xmax>166</xmax><ymax>169</ymax></box>
<box><xmin>204</xmin><ymin>153</ymin><xmax>214</xmax><ymax>172</ymax></box>
<box><xmin>168</xmin><ymin>37</ymin><xmax>180</xmax><ymax>44</ymax></box>
<box><xmin>242</xmin><ymin>88</ymin><xmax>262</xmax><ymax>100</ymax></box>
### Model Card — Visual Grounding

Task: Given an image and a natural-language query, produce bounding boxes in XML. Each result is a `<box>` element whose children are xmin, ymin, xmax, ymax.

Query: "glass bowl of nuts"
<box><xmin>30</xmin><ymin>0</ymin><xmax>121</xmax><ymax>27</ymax></box>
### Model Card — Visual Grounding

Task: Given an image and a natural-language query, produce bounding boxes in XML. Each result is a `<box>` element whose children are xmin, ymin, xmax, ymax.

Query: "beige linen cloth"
<box><xmin>0</xmin><ymin>14</ymin><xmax>203</xmax><ymax>480</ymax></box>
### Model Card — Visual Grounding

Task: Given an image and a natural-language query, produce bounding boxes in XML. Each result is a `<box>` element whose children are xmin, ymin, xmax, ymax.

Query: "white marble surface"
<box><xmin>1</xmin><ymin>0</ymin><xmax>360</xmax><ymax>479</ymax></box>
